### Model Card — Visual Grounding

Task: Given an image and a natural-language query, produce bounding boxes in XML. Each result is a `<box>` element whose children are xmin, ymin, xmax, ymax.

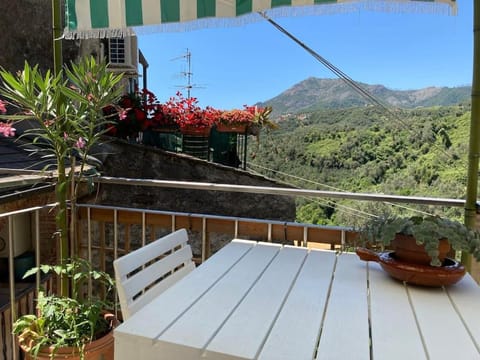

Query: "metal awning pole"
<box><xmin>52</xmin><ymin>0</ymin><xmax>63</xmax><ymax>76</ymax></box>
<box><xmin>464</xmin><ymin>0</ymin><xmax>480</xmax><ymax>269</ymax></box>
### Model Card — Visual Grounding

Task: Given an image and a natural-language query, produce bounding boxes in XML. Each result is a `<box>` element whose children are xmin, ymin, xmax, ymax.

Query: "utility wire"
<box><xmin>247</xmin><ymin>162</ymin><xmax>436</xmax><ymax>218</ymax></box>
<box><xmin>248</xmin><ymin>164</ymin><xmax>375</xmax><ymax>219</ymax></box>
<box><xmin>259</xmin><ymin>12</ymin><xmax>465</xmax><ymax>168</ymax></box>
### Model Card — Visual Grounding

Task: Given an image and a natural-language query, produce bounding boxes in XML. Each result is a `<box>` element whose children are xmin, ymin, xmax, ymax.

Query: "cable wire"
<box><xmin>247</xmin><ymin>162</ymin><xmax>436</xmax><ymax>218</ymax></box>
<box><xmin>259</xmin><ymin>12</ymin><xmax>466</xmax><ymax>169</ymax></box>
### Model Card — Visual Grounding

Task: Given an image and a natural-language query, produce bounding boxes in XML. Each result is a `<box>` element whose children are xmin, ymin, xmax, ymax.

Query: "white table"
<box><xmin>114</xmin><ymin>240</ymin><xmax>480</xmax><ymax>360</ymax></box>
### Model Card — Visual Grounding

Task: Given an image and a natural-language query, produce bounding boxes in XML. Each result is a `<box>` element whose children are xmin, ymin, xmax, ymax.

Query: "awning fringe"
<box><xmin>63</xmin><ymin>1</ymin><xmax>457</xmax><ymax>40</ymax></box>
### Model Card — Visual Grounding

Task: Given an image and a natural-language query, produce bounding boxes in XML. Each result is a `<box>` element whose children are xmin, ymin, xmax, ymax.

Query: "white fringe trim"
<box><xmin>63</xmin><ymin>1</ymin><xmax>457</xmax><ymax>39</ymax></box>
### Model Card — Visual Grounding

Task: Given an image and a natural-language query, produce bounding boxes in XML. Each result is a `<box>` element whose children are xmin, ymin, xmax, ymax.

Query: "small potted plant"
<box><xmin>357</xmin><ymin>215</ymin><xmax>480</xmax><ymax>267</ymax></box>
<box><xmin>12</xmin><ymin>258</ymin><xmax>116</xmax><ymax>360</ymax></box>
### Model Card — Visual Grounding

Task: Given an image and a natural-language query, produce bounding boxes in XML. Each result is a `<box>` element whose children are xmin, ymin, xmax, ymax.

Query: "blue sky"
<box><xmin>137</xmin><ymin>0</ymin><xmax>472</xmax><ymax>110</ymax></box>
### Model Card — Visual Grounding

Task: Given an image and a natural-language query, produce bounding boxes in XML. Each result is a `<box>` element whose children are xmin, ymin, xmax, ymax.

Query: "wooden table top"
<box><xmin>114</xmin><ymin>239</ymin><xmax>480</xmax><ymax>360</ymax></box>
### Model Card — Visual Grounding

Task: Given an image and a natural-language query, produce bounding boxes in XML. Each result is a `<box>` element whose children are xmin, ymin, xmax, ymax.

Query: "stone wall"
<box><xmin>0</xmin><ymin>0</ymin><xmax>77</xmax><ymax>74</ymax></box>
<box><xmin>91</xmin><ymin>140</ymin><xmax>297</xmax><ymax>222</ymax></box>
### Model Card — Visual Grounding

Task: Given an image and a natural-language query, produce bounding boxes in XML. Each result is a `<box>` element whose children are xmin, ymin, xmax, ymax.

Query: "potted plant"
<box><xmin>104</xmin><ymin>87</ymin><xmax>179</xmax><ymax>141</ymax></box>
<box><xmin>0</xmin><ymin>57</ymin><xmax>122</xmax><ymax>293</ymax></box>
<box><xmin>357</xmin><ymin>215</ymin><xmax>480</xmax><ymax>266</ymax></box>
<box><xmin>216</xmin><ymin>108</ymin><xmax>254</xmax><ymax>133</ymax></box>
<box><xmin>0</xmin><ymin>57</ymin><xmax>123</xmax><ymax>358</ymax></box>
<box><xmin>163</xmin><ymin>92</ymin><xmax>216</xmax><ymax>136</ymax></box>
<box><xmin>215</xmin><ymin>105</ymin><xmax>276</xmax><ymax>135</ymax></box>
<box><xmin>12</xmin><ymin>258</ymin><xmax>116</xmax><ymax>360</ymax></box>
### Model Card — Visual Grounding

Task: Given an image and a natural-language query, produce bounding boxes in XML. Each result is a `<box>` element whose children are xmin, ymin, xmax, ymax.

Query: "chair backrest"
<box><xmin>113</xmin><ymin>228</ymin><xmax>195</xmax><ymax>320</ymax></box>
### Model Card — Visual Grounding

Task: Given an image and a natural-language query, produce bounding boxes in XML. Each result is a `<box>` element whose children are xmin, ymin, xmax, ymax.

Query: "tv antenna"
<box><xmin>171</xmin><ymin>49</ymin><xmax>205</xmax><ymax>98</ymax></box>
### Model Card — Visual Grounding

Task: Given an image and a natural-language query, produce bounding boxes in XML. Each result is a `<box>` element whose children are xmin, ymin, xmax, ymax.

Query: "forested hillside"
<box><xmin>249</xmin><ymin>103</ymin><xmax>471</xmax><ymax>227</ymax></box>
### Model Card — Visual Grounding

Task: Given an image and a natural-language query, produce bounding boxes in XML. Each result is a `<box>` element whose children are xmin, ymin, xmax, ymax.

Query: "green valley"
<box><xmin>249</xmin><ymin>102</ymin><xmax>471</xmax><ymax>227</ymax></box>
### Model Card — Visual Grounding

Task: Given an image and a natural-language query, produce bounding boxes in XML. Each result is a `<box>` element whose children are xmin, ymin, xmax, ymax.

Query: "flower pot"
<box><xmin>19</xmin><ymin>314</ymin><xmax>117</xmax><ymax>360</ymax></box>
<box><xmin>391</xmin><ymin>234</ymin><xmax>450</xmax><ymax>265</ymax></box>
<box><xmin>151</xmin><ymin>125</ymin><xmax>179</xmax><ymax>133</ymax></box>
<box><xmin>356</xmin><ymin>247</ymin><xmax>465</xmax><ymax>287</ymax></box>
<box><xmin>216</xmin><ymin>123</ymin><xmax>247</xmax><ymax>133</ymax></box>
<box><xmin>181</xmin><ymin>125</ymin><xmax>211</xmax><ymax>137</ymax></box>
<box><xmin>21</xmin><ymin>330</ymin><xmax>114</xmax><ymax>360</ymax></box>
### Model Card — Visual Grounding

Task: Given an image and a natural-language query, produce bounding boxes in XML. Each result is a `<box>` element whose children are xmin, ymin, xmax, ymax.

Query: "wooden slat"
<box><xmin>307</xmin><ymin>227</ymin><xmax>343</xmax><ymax>245</ymax></box>
<box><xmin>237</xmin><ymin>221</ymin><xmax>269</xmax><ymax>239</ymax></box>
<box><xmin>114</xmin><ymin>240</ymin><xmax>255</xmax><ymax>342</ymax></box>
<box><xmin>114</xmin><ymin>229</ymin><xmax>194</xmax><ymax>319</ymax></box>
<box><xmin>205</xmin><ymin>218</ymin><xmax>236</xmax><ymax>234</ymax></box>
<box><xmin>446</xmin><ymin>274</ymin><xmax>480</xmax><ymax>351</ymax></box>
<box><xmin>157</xmin><ymin>242</ymin><xmax>282</xmax><ymax>357</ymax></box>
<box><xmin>205</xmin><ymin>245</ymin><xmax>308</xmax><ymax>359</ymax></box>
<box><xmin>283</xmin><ymin>224</ymin><xmax>304</xmax><ymax>241</ymax></box>
<box><xmin>120</xmin><ymin>246</ymin><xmax>193</xmax><ymax>297</ymax></box>
<box><xmin>144</xmin><ymin>213</ymin><xmax>173</xmax><ymax>228</ymax></box>
<box><xmin>174</xmin><ymin>217</ymin><xmax>204</xmax><ymax>232</ymax></box>
<box><xmin>258</xmin><ymin>249</ymin><xmax>336</xmax><ymax>360</ymax></box>
<box><xmin>316</xmin><ymin>253</ymin><xmax>370</xmax><ymax>360</ymax></box>
<box><xmin>409</xmin><ymin>281</ymin><xmax>480</xmax><ymax>359</ymax></box>
<box><xmin>79</xmin><ymin>207</ymin><xmax>353</xmax><ymax>249</ymax></box>
<box><xmin>368</xmin><ymin>262</ymin><xmax>426</xmax><ymax>359</ymax></box>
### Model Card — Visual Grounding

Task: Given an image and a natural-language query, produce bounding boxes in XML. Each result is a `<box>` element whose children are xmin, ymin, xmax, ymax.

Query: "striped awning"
<box><xmin>64</xmin><ymin>0</ymin><xmax>457</xmax><ymax>39</ymax></box>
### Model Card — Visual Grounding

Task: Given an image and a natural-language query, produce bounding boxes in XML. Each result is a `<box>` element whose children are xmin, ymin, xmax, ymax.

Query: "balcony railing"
<box><xmin>0</xmin><ymin>177</ymin><xmax>474</xmax><ymax>360</ymax></box>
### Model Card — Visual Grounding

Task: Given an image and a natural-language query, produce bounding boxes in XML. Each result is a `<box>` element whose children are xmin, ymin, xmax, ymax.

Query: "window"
<box><xmin>109</xmin><ymin>38</ymin><xmax>127</xmax><ymax>65</ymax></box>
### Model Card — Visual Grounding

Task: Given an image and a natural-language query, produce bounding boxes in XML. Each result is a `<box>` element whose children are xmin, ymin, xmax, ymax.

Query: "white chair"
<box><xmin>113</xmin><ymin>228</ymin><xmax>195</xmax><ymax>320</ymax></box>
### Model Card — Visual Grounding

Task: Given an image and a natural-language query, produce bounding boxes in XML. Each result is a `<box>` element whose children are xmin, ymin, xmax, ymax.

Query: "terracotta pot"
<box><xmin>181</xmin><ymin>125</ymin><xmax>211</xmax><ymax>137</ymax></box>
<box><xmin>216</xmin><ymin>123</ymin><xmax>247</xmax><ymax>133</ymax></box>
<box><xmin>21</xmin><ymin>330</ymin><xmax>114</xmax><ymax>360</ymax></box>
<box><xmin>356</xmin><ymin>247</ymin><xmax>465</xmax><ymax>287</ymax></box>
<box><xmin>20</xmin><ymin>315</ymin><xmax>117</xmax><ymax>360</ymax></box>
<box><xmin>151</xmin><ymin>125</ymin><xmax>179</xmax><ymax>133</ymax></box>
<box><xmin>391</xmin><ymin>234</ymin><xmax>450</xmax><ymax>265</ymax></box>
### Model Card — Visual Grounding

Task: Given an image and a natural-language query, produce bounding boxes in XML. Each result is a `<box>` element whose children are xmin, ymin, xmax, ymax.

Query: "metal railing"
<box><xmin>0</xmin><ymin>177</ymin><xmax>472</xmax><ymax>360</ymax></box>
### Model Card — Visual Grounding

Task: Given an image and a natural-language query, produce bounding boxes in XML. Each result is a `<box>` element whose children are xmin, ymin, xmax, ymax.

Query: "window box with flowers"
<box><xmin>216</xmin><ymin>107</ymin><xmax>253</xmax><ymax>134</ymax></box>
<box><xmin>103</xmin><ymin>90</ymin><xmax>147</xmax><ymax>141</ymax></box>
<box><xmin>216</xmin><ymin>106</ymin><xmax>275</xmax><ymax>135</ymax></box>
<box><xmin>104</xmin><ymin>88</ymin><xmax>179</xmax><ymax>141</ymax></box>
<box><xmin>165</xmin><ymin>92</ymin><xmax>217</xmax><ymax>137</ymax></box>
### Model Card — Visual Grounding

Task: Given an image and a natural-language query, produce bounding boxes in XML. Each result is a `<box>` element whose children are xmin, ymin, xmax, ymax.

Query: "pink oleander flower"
<box><xmin>119</xmin><ymin>109</ymin><xmax>128</xmax><ymax>120</ymax></box>
<box><xmin>0</xmin><ymin>100</ymin><xmax>6</xmax><ymax>113</ymax></box>
<box><xmin>75</xmin><ymin>137</ymin><xmax>86</xmax><ymax>149</ymax></box>
<box><xmin>0</xmin><ymin>123</ymin><xmax>15</xmax><ymax>137</ymax></box>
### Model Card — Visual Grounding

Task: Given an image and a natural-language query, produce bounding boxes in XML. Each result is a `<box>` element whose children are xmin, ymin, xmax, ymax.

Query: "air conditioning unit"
<box><xmin>0</xmin><ymin>213</ymin><xmax>32</xmax><ymax>258</ymax></box>
<box><xmin>104</xmin><ymin>36</ymin><xmax>138</xmax><ymax>73</ymax></box>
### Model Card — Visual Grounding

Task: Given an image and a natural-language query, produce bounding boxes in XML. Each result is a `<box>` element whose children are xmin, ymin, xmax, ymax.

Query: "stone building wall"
<box><xmin>0</xmin><ymin>0</ymin><xmax>78</xmax><ymax>74</ymax></box>
<box><xmin>91</xmin><ymin>140</ymin><xmax>297</xmax><ymax>222</ymax></box>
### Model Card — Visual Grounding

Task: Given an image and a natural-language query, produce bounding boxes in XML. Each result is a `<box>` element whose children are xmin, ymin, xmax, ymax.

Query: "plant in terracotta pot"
<box><xmin>163</xmin><ymin>92</ymin><xmax>217</xmax><ymax>136</ymax></box>
<box><xmin>12</xmin><ymin>258</ymin><xmax>116</xmax><ymax>360</ymax></box>
<box><xmin>215</xmin><ymin>105</ymin><xmax>276</xmax><ymax>135</ymax></box>
<box><xmin>357</xmin><ymin>215</ymin><xmax>480</xmax><ymax>266</ymax></box>
<box><xmin>216</xmin><ymin>107</ymin><xmax>255</xmax><ymax>133</ymax></box>
<box><xmin>0</xmin><ymin>57</ymin><xmax>123</xmax><ymax>294</ymax></box>
<box><xmin>0</xmin><ymin>57</ymin><xmax>123</xmax><ymax>358</ymax></box>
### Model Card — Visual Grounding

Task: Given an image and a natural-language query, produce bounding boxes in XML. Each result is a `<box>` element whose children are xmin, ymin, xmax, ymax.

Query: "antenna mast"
<box><xmin>172</xmin><ymin>49</ymin><xmax>204</xmax><ymax>97</ymax></box>
<box><xmin>184</xmin><ymin>49</ymin><xmax>192</xmax><ymax>98</ymax></box>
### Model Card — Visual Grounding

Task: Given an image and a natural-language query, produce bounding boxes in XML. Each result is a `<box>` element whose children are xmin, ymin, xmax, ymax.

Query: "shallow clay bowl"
<box><xmin>356</xmin><ymin>247</ymin><xmax>466</xmax><ymax>287</ymax></box>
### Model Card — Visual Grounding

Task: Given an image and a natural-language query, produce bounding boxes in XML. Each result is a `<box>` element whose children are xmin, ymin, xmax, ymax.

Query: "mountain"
<box><xmin>257</xmin><ymin>78</ymin><xmax>471</xmax><ymax>117</ymax></box>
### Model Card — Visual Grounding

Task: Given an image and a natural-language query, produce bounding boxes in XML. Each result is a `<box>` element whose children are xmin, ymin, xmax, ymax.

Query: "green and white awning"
<box><xmin>64</xmin><ymin>0</ymin><xmax>457</xmax><ymax>39</ymax></box>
